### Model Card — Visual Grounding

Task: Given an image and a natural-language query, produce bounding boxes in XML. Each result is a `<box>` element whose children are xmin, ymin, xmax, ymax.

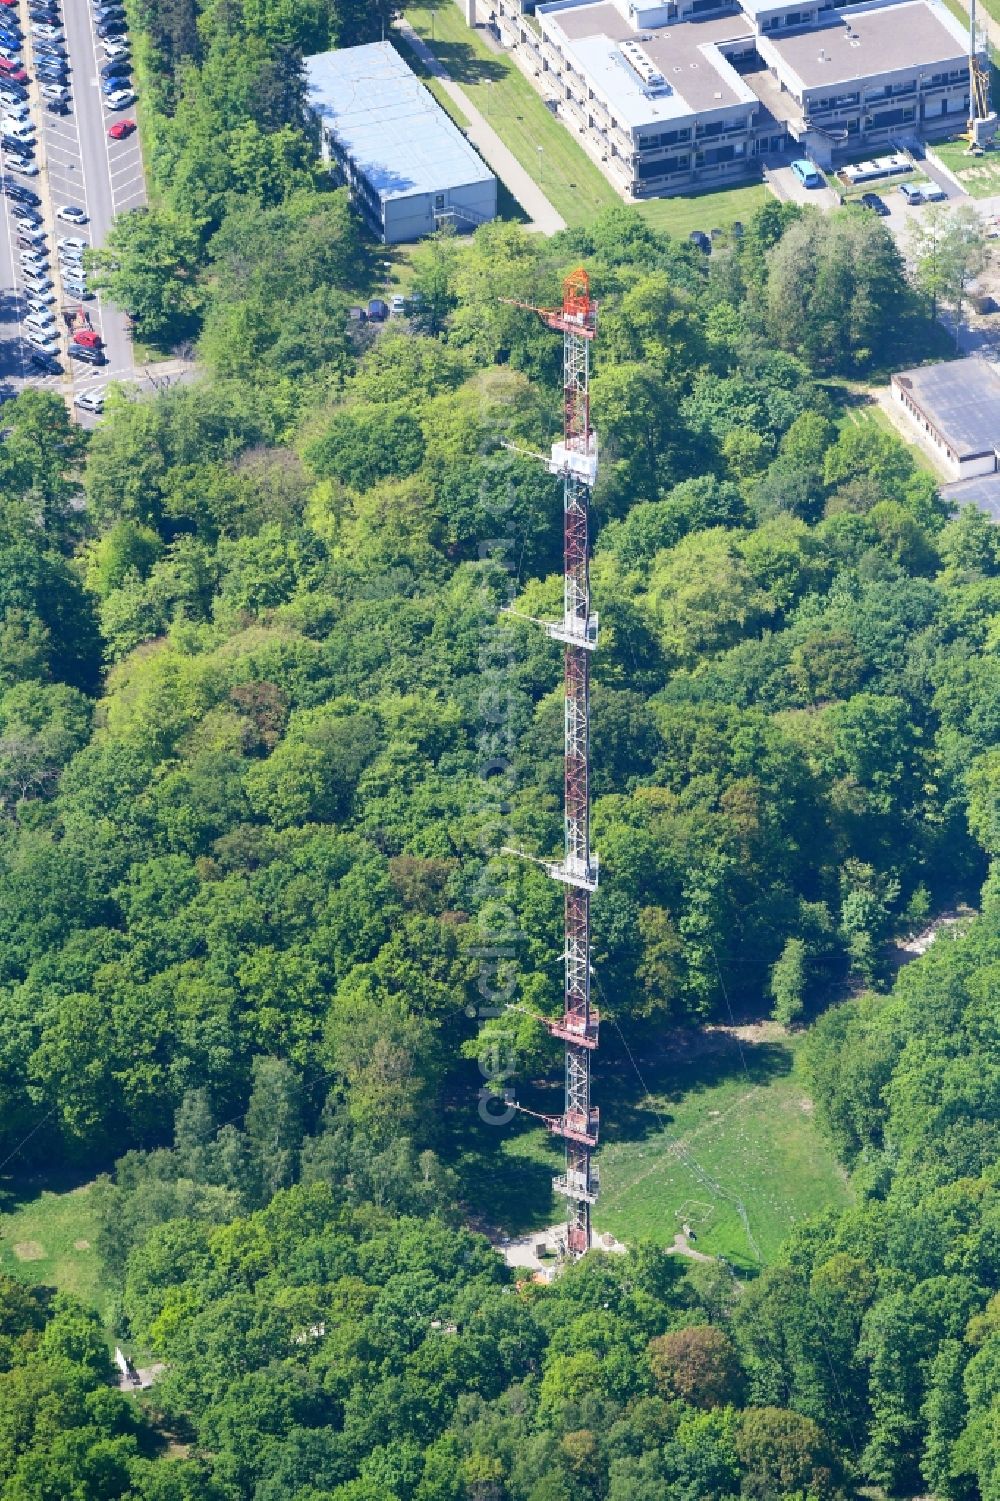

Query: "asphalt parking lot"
<box><xmin>0</xmin><ymin>0</ymin><xmax>146</xmax><ymax>421</ymax></box>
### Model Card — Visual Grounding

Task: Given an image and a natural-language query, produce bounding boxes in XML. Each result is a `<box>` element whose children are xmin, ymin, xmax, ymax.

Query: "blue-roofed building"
<box><xmin>304</xmin><ymin>41</ymin><xmax>497</xmax><ymax>243</ymax></box>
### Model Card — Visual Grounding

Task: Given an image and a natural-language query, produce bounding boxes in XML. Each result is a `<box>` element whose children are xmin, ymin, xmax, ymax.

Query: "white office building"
<box><xmin>305</xmin><ymin>41</ymin><xmax>497</xmax><ymax>242</ymax></box>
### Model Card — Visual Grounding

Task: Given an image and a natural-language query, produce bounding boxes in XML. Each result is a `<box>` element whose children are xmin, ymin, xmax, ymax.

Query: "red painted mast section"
<box><xmin>508</xmin><ymin>269</ymin><xmax>600</xmax><ymax>1257</ymax></box>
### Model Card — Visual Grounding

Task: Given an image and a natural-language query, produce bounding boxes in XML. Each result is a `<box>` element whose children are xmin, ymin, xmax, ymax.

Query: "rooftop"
<box><xmin>943</xmin><ymin>471</ymin><xmax>1000</xmax><ymax>520</ymax></box>
<box><xmin>763</xmin><ymin>0</ymin><xmax>968</xmax><ymax>91</ymax></box>
<box><xmin>538</xmin><ymin>0</ymin><xmax>757</xmax><ymax>122</ymax></box>
<box><xmin>893</xmin><ymin>357</ymin><xmax>1000</xmax><ymax>460</ymax></box>
<box><xmin>304</xmin><ymin>41</ymin><xmax>494</xmax><ymax>201</ymax></box>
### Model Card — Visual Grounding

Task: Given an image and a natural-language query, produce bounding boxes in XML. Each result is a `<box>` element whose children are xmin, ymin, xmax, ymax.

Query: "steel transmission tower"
<box><xmin>505</xmin><ymin>268</ymin><xmax>600</xmax><ymax>1258</ymax></box>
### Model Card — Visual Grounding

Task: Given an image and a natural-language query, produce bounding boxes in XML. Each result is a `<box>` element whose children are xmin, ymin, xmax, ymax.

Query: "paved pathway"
<box><xmin>394</xmin><ymin>17</ymin><xmax>566</xmax><ymax>234</ymax></box>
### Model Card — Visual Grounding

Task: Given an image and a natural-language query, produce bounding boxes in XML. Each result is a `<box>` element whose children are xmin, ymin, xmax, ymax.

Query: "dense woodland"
<box><xmin>0</xmin><ymin>0</ymin><xmax>998</xmax><ymax>1495</ymax></box>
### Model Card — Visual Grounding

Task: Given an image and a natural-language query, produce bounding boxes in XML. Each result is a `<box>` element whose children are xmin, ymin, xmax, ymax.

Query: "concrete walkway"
<box><xmin>394</xmin><ymin>17</ymin><xmax>566</xmax><ymax>234</ymax></box>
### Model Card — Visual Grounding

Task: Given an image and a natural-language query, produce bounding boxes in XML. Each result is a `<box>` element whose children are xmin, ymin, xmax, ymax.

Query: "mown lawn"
<box><xmin>594</xmin><ymin>1027</ymin><xmax>851</xmax><ymax>1272</ymax></box>
<box><xmin>635</xmin><ymin>182</ymin><xmax>770</xmax><ymax>238</ymax></box>
<box><xmin>0</xmin><ymin>1179</ymin><xmax>112</xmax><ymax>1319</ymax></box>
<box><xmin>400</xmin><ymin>0</ymin><xmax>773</xmax><ymax>238</ymax></box>
<box><xmin>458</xmin><ymin>1025</ymin><xmax>851</xmax><ymax>1269</ymax></box>
<box><xmin>932</xmin><ymin>136</ymin><xmax>1000</xmax><ymax>198</ymax></box>
<box><xmin>401</xmin><ymin>0</ymin><xmax>617</xmax><ymax>227</ymax></box>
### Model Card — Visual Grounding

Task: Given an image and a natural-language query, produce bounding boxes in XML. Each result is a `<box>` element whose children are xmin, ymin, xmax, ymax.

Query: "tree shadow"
<box><xmin>599</xmin><ymin>1028</ymin><xmax>794</xmax><ymax>1147</ymax></box>
<box><xmin>449</xmin><ymin>1105</ymin><xmax>563</xmax><ymax>1237</ymax></box>
<box><xmin>0</xmin><ymin>1164</ymin><xmax>110</xmax><ymax>1219</ymax></box>
<box><xmin>419</xmin><ymin>0</ymin><xmax>507</xmax><ymax>85</ymax></box>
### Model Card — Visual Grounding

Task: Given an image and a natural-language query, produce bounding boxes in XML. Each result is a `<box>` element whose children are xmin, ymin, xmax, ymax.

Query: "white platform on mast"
<box><xmin>549</xmin><ymin>435</ymin><xmax>598</xmax><ymax>485</ymax></box>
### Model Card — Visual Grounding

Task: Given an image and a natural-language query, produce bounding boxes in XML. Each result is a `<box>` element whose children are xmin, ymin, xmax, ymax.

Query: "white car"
<box><xmin>102</xmin><ymin>39</ymin><xmax>129</xmax><ymax>58</ymax></box>
<box><xmin>56</xmin><ymin>203</ymin><xmax>87</xmax><ymax>224</ymax></box>
<box><xmin>32</xmin><ymin>23</ymin><xmax>64</xmax><ymax>40</ymax></box>
<box><xmin>74</xmin><ymin>387</ymin><xmax>105</xmax><ymax>412</ymax></box>
<box><xmin>40</xmin><ymin>83</ymin><xmax>70</xmax><ymax>100</ymax></box>
<box><xmin>104</xmin><ymin>88</ymin><xmax>134</xmax><ymax>109</ymax></box>
<box><xmin>25</xmin><ymin>328</ymin><xmax>57</xmax><ymax>352</ymax></box>
<box><xmin>1</xmin><ymin>99</ymin><xmax>29</xmax><ymax>119</ymax></box>
<box><xmin>5</xmin><ymin>122</ymin><xmax>34</xmax><ymax>142</ymax></box>
<box><xmin>8</xmin><ymin>159</ymin><xmax>39</xmax><ymax>176</ymax></box>
<box><xmin>58</xmin><ymin>235</ymin><xmax>87</xmax><ymax>253</ymax></box>
<box><xmin>27</xmin><ymin>292</ymin><xmax>55</xmax><ymax>311</ymax></box>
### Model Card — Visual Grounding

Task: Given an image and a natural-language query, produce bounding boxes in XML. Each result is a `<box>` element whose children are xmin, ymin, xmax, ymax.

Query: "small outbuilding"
<box><xmin>305</xmin><ymin>41</ymin><xmax>497</xmax><ymax>244</ymax></box>
<box><xmin>891</xmin><ymin>357</ymin><xmax>1000</xmax><ymax>480</ymax></box>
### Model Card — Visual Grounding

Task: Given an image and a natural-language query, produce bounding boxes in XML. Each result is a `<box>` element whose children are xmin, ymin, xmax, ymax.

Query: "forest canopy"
<box><xmin>0</xmin><ymin>0</ymin><xmax>998</xmax><ymax>1496</ymax></box>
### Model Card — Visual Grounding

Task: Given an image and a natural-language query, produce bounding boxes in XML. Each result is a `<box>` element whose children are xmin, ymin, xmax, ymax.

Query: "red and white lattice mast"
<box><xmin>505</xmin><ymin>269</ymin><xmax>600</xmax><ymax>1257</ymax></box>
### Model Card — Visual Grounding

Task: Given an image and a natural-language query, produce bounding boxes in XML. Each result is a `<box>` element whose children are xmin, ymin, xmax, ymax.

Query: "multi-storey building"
<box><xmin>493</xmin><ymin>0</ymin><xmax>972</xmax><ymax>195</ymax></box>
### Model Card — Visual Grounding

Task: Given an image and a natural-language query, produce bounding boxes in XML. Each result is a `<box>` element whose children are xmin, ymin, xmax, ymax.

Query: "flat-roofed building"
<box><xmin>891</xmin><ymin>357</ymin><xmax>1000</xmax><ymax>480</ymax></box>
<box><xmin>492</xmin><ymin>0</ymin><xmax>973</xmax><ymax>194</ymax></box>
<box><xmin>305</xmin><ymin>41</ymin><xmax>497</xmax><ymax>242</ymax></box>
<box><xmin>757</xmin><ymin>0</ymin><xmax>971</xmax><ymax>163</ymax></box>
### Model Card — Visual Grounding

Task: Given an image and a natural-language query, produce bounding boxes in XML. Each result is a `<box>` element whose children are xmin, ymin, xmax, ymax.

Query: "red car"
<box><xmin>108</xmin><ymin>118</ymin><xmax>135</xmax><ymax>140</ymax></box>
<box><xmin>72</xmin><ymin>329</ymin><xmax>103</xmax><ymax>350</ymax></box>
<box><xmin>0</xmin><ymin>59</ymin><xmax>27</xmax><ymax>81</ymax></box>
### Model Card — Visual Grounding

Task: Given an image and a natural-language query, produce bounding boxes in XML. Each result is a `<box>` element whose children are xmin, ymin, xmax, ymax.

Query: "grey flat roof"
<box><xmin>539</xmin><ymin>0</ymin><xmax>756</xmax><ymax>121</ymax></box>
<box><xmin>943</xmin><ymin>472</ymin><xmax>1000</xmax><ymax>521</ymax></box>
<box><xmin>894</xmin><ymin>357</ymin><xmax>1000</xmax><ymax>459</ymax></box>
<box><xmin>766</xmin><ymin>0</ymin><xmax>968</xmax><ymax>90</ymax></box>
<box><xmin>304</xmin><ymin>41</ymin><xmax>494</xmax><ymax>201</ymax></box>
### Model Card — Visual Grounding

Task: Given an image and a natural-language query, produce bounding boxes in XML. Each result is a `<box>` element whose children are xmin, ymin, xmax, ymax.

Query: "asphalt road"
<box><xmin>0</xmin><ymin>0</ymin><xmax>146</xmax><ymax>419</ymax></box>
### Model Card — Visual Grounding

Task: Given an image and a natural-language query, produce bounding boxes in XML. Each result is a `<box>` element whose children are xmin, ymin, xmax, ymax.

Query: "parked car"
<box><xmin>104</xmin><ymin>88</ymin><xmax>134</xmax><ymax>109</ymax></box>
<box><xmin>4</xmin><ymin>183</ymin><xmax>39</xmax><ymax>203</ymax></box>
<box><xmin>97</xmin><ymin>18</ymin><xmax>126</xmax><ymax>36</ymax></box>
<box><xmin>45</xmin><ymin>97</ymin><xmax>70</xmax><ymax>114</ymax></box>
<box><xmin>0</xmin><ymin>98</ymin><xmax>29</xmax><ymax>119</ymax></box>
<box><xmin>28</xmin><ymin>349</ymin><xmax>61</xmax><ymax>374</ymax></box>
<box><xmin>899</xmin><ymin>181</ymin><xmax>925</xmax><ymax>204</ymax></box>
<box><xmin>56</xmin><ymin>203</ymin><xmax>87</xmax><ymax>224</ymax></box>
<box><xmin>72</xmin><ymin>328</ymin><xmax>102</xmax><ymax>349</ymax></box>
<box><xmin>0</xmin><ymin>61</ymin><xmax>28</xmax><ymax>82</ymax></box>
<box><xmin>107</xmin><ymin>117</ymin><xmax>135</xmax><ymax>139</ymax></box>
<box><xmin>5</xmin><ymin>120</ymin><xmax>34</xmax><ymax>142</ymax></box>
<box><xmin>74</xmin><ymin>387</ymin><xmax>105</xmax><ymax>412</ymax></box>
<box><xmin>389</xmin><ymin>293</ymin><xmax>406</xmax><ymax>315</ymax></box>
<box><xmin>8</xmin><ymin>158</ymin><xmax>39</xmax><ymax>175</ymax></box>
<box><xmin>367</xmin><ymin>298</ymin><xmax>389</xmax><ymax>320</ymax></box>
<box><xmin>100</xmin><ymin>57</ymin><xmax>129</xmax><ymax>78</ymax></box>
<box><xmin>69</xmin><ymin>343</ymin><xmax>106</xmax><ymax>364</ymax></box>
<box><xmin>102</xmin><ymin>39</ymin><xmax>129</xmax><ymax>58</ymax></box>
<box><xmin>25</xmin><ymin>328</ymin><xmax>57</xmax><ymax>352</ymax></box>
<box><xmin>688</xmin><ymin>229</ymin><xmax>711</xmax><ymax>254</ymax></box>
<box><xmin>791</xmin><ymin>157</ymin><xmax>823</xmax><ymax>188</ymax></box>
<box><xmin>25</xmin><ymin>311</ymin><xmax>55</xmax><ymax>337</ymax></box>
<box><xmin>21</xmin><ymin>274</ymin><xmax>53</xmax><ymax>294</ymax></box>
<box><xmin>40</xmin><ymin>83</ymin><xmax>69</xmax><ymax>99</ymax></box>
